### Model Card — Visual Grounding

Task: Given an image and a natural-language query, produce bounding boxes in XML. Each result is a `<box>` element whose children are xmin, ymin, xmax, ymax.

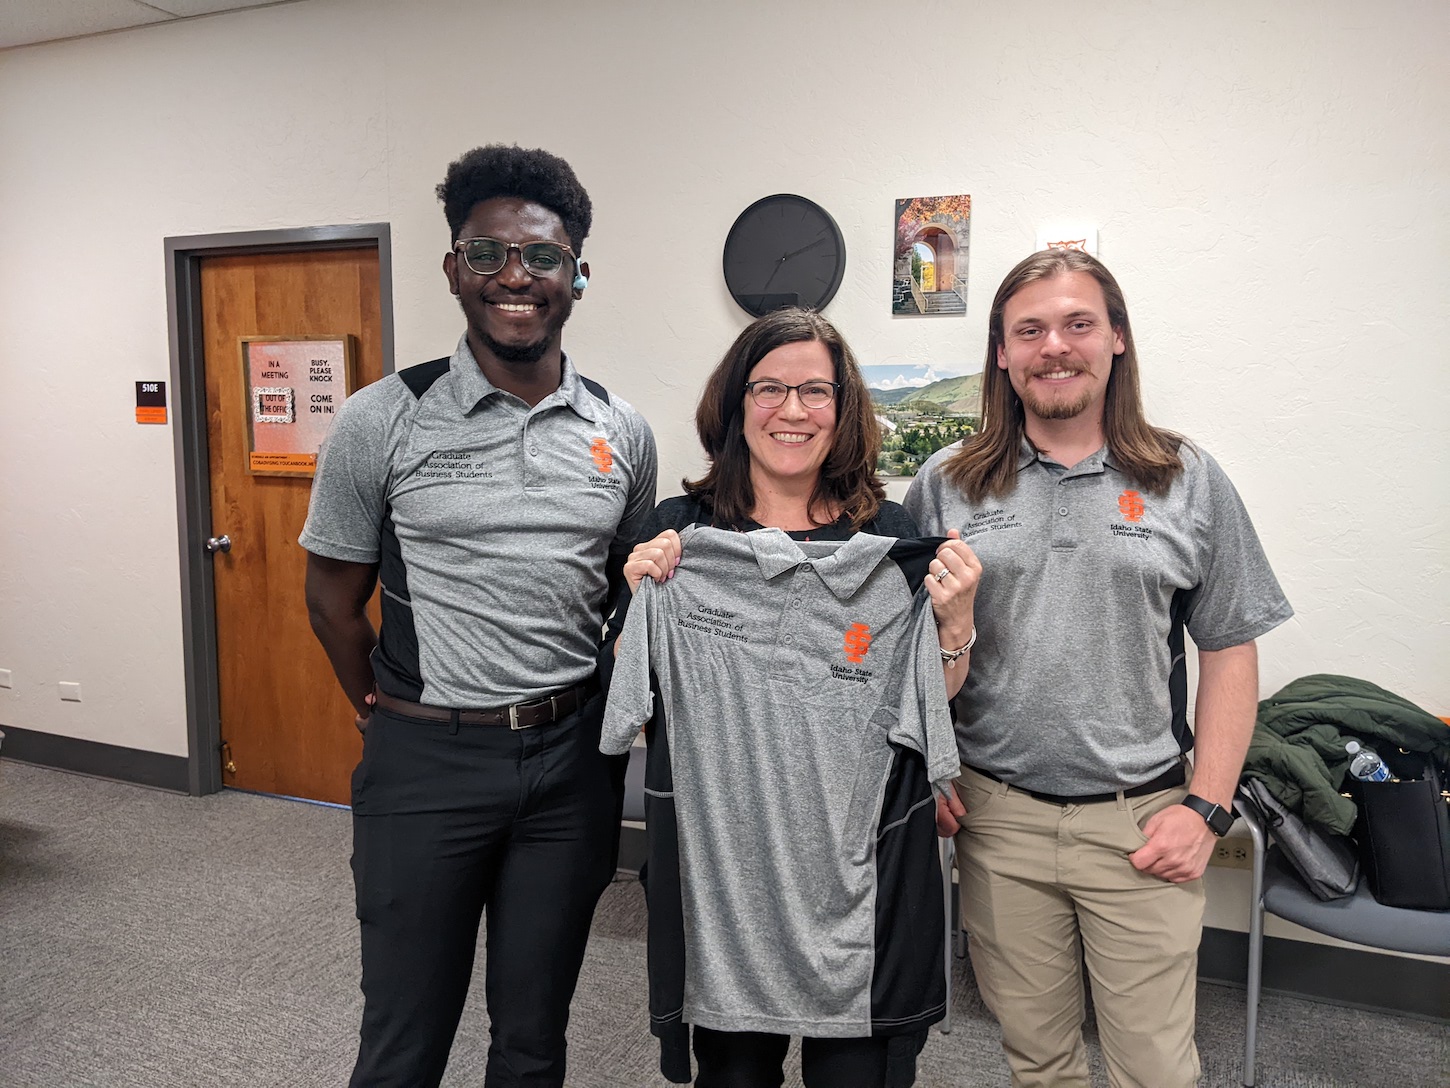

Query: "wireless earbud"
<box><xmin>572</xmin><ymin>265</ymin><xmax>589</xmax><ymax>292</ymax></box>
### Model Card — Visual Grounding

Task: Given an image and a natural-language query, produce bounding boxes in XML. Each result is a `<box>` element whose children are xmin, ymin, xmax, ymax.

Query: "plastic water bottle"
<box><xmin>1345</xmin><ymin>740</ymin><xmax>1392</xmax><ymax>783</ymax></box>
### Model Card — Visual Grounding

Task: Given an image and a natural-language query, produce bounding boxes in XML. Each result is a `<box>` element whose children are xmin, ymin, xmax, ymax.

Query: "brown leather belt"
<box><xmin>372</xmin><ymin>680</ymin><xmax>598</xmax><ymax>731</ymax></box>
<box><xmin>966</xmin><ymin>761</ymin><xmax>1186</xmax><ymax>806</ymax></box>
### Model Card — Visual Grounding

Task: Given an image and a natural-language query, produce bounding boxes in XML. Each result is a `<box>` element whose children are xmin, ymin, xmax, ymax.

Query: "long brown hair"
<box><xmin>685</xmin><ymin>308</ymin><xmax>884</xmax><ymax>529</ymax></box>
<box><xmin>945</xmin><ymin>249</ymin><xmax>1184</xmax><ymax>501</ymax></box>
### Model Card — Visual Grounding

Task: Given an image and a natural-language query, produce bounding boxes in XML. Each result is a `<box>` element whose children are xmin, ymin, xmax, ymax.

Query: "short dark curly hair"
<box><xmin>436</xmin><ymin>145</ymin><xmax>593</xmax><ymax>250</ymax></box>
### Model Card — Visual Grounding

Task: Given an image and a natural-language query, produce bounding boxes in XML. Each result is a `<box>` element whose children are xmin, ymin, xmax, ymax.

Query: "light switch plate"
<box><xmin>59</xmin><ymin>681</ymin><xmax>82</xmax><ymax>702</ymax></box>
<box><xmin>0</xmin><ymin>669</ymin><xmax>12</xmax><ymax>689</ymax></box>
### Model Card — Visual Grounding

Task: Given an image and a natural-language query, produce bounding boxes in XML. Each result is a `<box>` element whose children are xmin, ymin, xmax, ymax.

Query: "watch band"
<box><xmin>1181</xmin><ymin>793</ymin><xmax>1235</xmax><ymax>837</ymax></box>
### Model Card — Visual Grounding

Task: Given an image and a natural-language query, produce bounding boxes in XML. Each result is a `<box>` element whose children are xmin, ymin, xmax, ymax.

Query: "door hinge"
<box><xmin>220</xmin><ymin>740</ymin><xmax>236</xmax><ymax>776</ymax></box>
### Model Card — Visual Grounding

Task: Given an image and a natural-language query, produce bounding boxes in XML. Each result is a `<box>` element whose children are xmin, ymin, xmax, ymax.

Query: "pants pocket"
<box><xmin>955</xmin><ymin>768</ymin><xmax>1004</xmax><ymax>830</ymax></box>
<box><xmin>1122</xmin><ymin>783</ymin><xmax>1191</xmax><ymax>847</ymax></box>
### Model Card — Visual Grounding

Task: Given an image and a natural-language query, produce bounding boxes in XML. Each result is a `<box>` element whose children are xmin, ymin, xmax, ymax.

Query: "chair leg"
<box><xmin>940</xmin><ymin>836</ymin><xmax>954</xmax><ymax>1034</ymax></box>
<box><xmin>1242</xmin><ymin>805</ymin><xmax>1267</xmax><ymax>1087</ymax></box>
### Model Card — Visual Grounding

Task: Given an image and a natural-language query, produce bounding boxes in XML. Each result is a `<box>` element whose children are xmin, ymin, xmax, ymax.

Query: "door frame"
<box><xmin>165</xmin><ymin>224</ymin><xmax>394</xmax><ymax>796</ymax></box>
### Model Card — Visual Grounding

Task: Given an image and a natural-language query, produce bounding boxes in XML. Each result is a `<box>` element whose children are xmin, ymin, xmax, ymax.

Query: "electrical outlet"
<box><xmin>1209</xmin><ymin>839</ymin><xmax>1252</xmax><ymax>870</ymax></box>
<box><xmin>0</xmin><ymin>668</ymin><xmax>12</xmax><ymax>689</ymax></box>
<box><xmin>59</xmin><ymin>682</ymin><xmax>82</xmax><ymax>702</ymax></box>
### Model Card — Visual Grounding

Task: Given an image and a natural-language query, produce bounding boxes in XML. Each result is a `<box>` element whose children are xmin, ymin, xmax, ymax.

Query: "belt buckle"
<box><xmin>508</xmin><ymin>696</ymin><xmax>552</xmax><ymax>731</ymax></box>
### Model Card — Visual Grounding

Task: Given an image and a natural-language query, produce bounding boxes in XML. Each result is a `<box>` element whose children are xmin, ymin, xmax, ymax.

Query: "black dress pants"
<box><xmin>692</xmin><ymin>1027</ymin><xmax>891</xmax><ymax>1088</ymax></box>
<box><xmin>347</xmin><ymin>694</ymin><xmax>625</xmax><ymax>1088</ymax></box>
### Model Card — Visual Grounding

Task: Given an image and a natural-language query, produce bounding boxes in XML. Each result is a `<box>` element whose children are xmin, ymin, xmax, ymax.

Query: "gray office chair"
<box><xmin>1236</xmin><ymin>789</ymin><xmax>1450</xmax><ymax>1087</ymax></box>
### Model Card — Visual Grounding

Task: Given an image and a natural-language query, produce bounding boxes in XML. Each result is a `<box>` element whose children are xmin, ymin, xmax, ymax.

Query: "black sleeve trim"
<box><xmin>397</xmin><ymin>356</ymin><xmax>451</xmax><ymax>399</ymax></box>
<box><xmin>886</xmin><ymin>536</ymin><xmax>946</xmax><ymax>593</ymax></box>
<box><xmin>579</xmin><ymin>374</ymin><xmax>611</xmax><ymax>405</ymax></box>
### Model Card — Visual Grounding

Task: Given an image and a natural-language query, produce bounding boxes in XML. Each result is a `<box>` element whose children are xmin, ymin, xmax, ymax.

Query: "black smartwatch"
<box><xmin>1181</xmin><ymin>794</ymin><xmax>1235</xmax><ymax>837</ymax></box>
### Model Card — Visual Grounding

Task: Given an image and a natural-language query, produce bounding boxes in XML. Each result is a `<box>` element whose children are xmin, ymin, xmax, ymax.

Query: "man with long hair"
<box><xmin>905</xmin><ymin>250</ymin><xmax>1291</xmax><ymax>1087</ymax></box>
<box><xmin>302</xmin><ymin>145</ymin><xmax>657</xmax><ymax>1087</ymax></box>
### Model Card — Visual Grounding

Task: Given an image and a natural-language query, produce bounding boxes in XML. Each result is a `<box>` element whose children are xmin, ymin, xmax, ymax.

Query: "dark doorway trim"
<box><xmin>165</xmin><ymin>224</ymin><xmax>394</xmax><ymax>796</ymax></box>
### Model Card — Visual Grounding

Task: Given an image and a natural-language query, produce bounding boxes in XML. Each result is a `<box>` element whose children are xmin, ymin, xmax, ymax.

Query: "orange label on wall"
<box><xmin>136</xmin><ymin>380</ymin><xmax>167</xmax><ymax>424</ymax></box>
<box><xmin>249</xmin><ymin>451</ymin><xmax>317</xmax><ymax>473</ymax></box>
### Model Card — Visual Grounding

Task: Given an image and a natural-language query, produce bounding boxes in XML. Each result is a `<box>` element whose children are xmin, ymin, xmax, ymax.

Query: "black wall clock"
<box><xmin>722</xmin><ymin>194</ymin><xmax>847</xmax><ymax>317</ymax></box>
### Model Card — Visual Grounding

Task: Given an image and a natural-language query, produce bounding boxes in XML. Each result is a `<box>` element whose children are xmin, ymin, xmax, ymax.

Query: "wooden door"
<box><xmin>202</xmin><ymin>248</ymin><xmax>384</xmax><ymax>804</ymax></box>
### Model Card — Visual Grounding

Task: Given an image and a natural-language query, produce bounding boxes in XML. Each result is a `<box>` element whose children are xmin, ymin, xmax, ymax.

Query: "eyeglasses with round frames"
<box><xmin>453</xmin><ymin>236</ymin><xmax>578</xmax><ymax>278</ymax></box>
<box><xmin>744</xmin><ymin>380</ymin><xmax>840</xmax><ymax>410</ymax></box>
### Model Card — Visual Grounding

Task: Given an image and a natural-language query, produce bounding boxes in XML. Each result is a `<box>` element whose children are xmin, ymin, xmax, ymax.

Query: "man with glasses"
<box><xmin>301</xmin><ymin>145</ymin><xmax>657</xmax><ymax>1088</ymax></box>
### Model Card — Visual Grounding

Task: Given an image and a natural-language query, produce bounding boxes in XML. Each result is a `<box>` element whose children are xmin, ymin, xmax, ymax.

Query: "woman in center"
<box><xmin>606</xmin><ymin>308</ymin><xmax>981</xmax><ymax>1088</ymax></box>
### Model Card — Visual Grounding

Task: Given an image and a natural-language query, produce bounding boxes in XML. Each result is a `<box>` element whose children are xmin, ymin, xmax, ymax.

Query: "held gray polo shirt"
<box><xmin>603</xmin><ymin>526</ymin><xmax>957</xmax><ymax>1038</ymax></box>
<box><xmin>299</xmin><ymin>335</ymin><xmax>657</xmax><ymax>706</ymax></box>
<box><xmin>904</xmin><ymin>439</ymin><xmax>1292</xmax><ymax>796</ymax></box>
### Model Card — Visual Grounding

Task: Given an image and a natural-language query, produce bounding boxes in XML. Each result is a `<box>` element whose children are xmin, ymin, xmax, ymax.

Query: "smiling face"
<box><xmin>741</xmin><ymin>339</ymin><xmax>838</xmax><ymax>496</ymax></box>
<box><xmin>996</xmin><ymin>271</ymin><xmax>1124</xmax><ymax>426</ymax></box>
<box><xmin>443</xmin><ymin>196</ymin><xmax>585</xmax><ymax>369</ymax></box>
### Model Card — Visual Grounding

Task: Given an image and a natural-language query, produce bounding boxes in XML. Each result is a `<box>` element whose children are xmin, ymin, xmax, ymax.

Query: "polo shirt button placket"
<box><xmin>788</xmin><ymin>567</ymin><xmax>812</xmax><ymax>649</ymax></box>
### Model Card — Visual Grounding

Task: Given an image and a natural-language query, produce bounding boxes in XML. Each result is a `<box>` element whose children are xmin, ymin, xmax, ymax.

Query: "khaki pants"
<box><xmin>954</xmin><ymin>766</ymin><xmax>1204</xmax><ymax>1088</ymax></box>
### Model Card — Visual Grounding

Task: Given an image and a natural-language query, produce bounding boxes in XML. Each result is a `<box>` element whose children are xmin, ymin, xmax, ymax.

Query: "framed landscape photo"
<box><xmin>240</xmin><ymin>335</ymin><xmax>356</xmax><ymax>477</ymax></box>
<box><xmin>864</xmin><ymin>361</ymin><xmax>981</xmax><ymax>478</ymax></box>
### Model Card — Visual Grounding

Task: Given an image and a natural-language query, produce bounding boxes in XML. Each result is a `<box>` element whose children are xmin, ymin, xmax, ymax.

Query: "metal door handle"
<box><xmin>205</xmin><ymin>535</ymin><xmax>232</xmax><ymax>554</ymax></box>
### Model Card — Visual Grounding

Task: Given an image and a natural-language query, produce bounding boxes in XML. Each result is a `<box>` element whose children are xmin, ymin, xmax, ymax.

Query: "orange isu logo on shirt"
<box><xmin>589</xmin><ymin>437</ymin><xmax>614</xmax><ymax>474</ymax></box>
<box><xmin>1118</xmin><ymin>490</ymin><xmax>1145</xmax><ymax>523</ymax></box>
<box><xmin>843</xmin><ymin>623</ymin><xmax>873</xmax><ymax>663</ymax></box>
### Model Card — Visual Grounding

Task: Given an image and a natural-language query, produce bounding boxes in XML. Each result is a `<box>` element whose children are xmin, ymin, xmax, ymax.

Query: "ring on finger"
<box><xmin>934</xmin><ymin>568</ymin><xmax>950</xmax><ymax>583</ymax></box>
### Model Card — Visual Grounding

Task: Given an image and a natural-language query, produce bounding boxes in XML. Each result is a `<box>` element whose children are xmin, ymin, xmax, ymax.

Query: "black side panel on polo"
<box><xmin>641</xmin><ymin>693</ymin><xmax>691</xmax><ymax>1084</ymax></box>
<box><xmin>367</xmin><ymin>356</ymin><xmax>448</xmax><ymax>700</ymax></box>
<box><xmin>1169</xmin><ymin>586</ymin><xmax>1192</xmax><ymax>755</ymax></box>
<box><xmin>871</xmin><ymin>744</ymin><xmax>947</xmax><ymax>1033</ymax></box>
<box><xmin>398</xmin><ymin>356</ymin><xmax>451</xmax><ymax>399</ymax></box>
<box><xmin>371</xmin><ymin>504</ymin><xmax>423</xmax><ymax>701</ymax></box>
<box><xmin>886</xmin><ymin>536</ymin><xmax>946</xmax><ymax>593</ymax></box>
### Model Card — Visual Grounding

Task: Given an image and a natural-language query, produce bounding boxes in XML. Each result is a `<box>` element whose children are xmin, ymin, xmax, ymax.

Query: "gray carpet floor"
<box><xmin>0</xmin><ymin>760</ymin><xmax>1444</xmax><ymax>1087</ymax></box>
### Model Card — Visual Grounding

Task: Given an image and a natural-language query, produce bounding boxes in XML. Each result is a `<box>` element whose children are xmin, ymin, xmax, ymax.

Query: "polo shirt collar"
<box><xmin>447</xmin><ymin>334</ymin><xmax>602</xmax><ymax>423</ymax></box>
<box><xmin>746</xmin><ymin>528</ymin><xmax>896</xmax><ymax>600</ymax></box>
<box><xmin>1017</xmin><ymin>436</ymin><xmax>1121</xmax><ymax>475</ymax></box>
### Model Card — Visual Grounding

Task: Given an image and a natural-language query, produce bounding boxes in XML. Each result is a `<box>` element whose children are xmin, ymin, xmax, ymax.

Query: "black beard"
<box><xmin>476</xmin><ymin>329</ymin><xmax>551</xmax><ymax>365</ymax></box>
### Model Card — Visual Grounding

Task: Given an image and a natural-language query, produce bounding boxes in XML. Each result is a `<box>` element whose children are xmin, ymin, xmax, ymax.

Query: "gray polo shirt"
<box><xmin>300</xmin><ymin>335</ymin><xmax>657</xmax><ymax>705</ymax></box>
<box><xmin>603</xmin><ymin>526</ymin><xmax>957</xmax><ymax>1037</ymax></box>
<box><xmin>905</xmin><ymin>439</ymin><xmax>1292</xmax><ymax>795</ymax></box>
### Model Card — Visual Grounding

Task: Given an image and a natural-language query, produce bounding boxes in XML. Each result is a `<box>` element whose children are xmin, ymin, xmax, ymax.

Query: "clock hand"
<box><xmin>759</xmin><ymin>254</ymin><xmax>787</xmax><ymax>294</ymax></box>
<box><xmin>780</xmin><ymin>235</ymin><xmax>829</xmax><ymax>260</ymax></box>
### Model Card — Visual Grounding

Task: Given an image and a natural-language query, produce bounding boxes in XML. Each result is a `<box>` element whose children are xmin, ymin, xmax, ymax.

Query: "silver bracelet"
<box><xmin>939</xmin><ymin>626</ymin><xmax>977</xmax><ymax>667</ymax></box>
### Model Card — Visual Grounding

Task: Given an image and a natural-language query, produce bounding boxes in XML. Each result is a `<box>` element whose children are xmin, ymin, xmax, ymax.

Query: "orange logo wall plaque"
<box><xmin>1118</xmin><ymin>490</ymin><xmax>1145</xmax><ymax>523</ymax></box>
<box><xmin>843</xmin><ymin>623</ymin><xmax>873</xmax><ymax>663</ymax></box>
<box><xmin>589</xmin><ymin>437</ymin><xmax>614</xmax><ymax>474</ymax></box>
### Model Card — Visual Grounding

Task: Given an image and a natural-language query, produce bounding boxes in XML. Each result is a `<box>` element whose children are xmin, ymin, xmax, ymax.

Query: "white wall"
<box><xmin>1</xmin><ymin>0</ymin><xmax>1446</xmax><ymax>770</ymax></box>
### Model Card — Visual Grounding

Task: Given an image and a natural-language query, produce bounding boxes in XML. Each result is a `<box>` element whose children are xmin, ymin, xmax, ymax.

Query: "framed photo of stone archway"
<box><xmin>892</xmin><ymin>195</ymin><xmax>971</xmax><ymax>317</ymax></box>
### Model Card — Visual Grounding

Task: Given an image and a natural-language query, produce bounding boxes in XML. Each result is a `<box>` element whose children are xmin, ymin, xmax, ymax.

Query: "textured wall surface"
<box><xmin>0</xmin><ymin>0</ymin><xmax>1445</xmax><ymax>774</ymax></box>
